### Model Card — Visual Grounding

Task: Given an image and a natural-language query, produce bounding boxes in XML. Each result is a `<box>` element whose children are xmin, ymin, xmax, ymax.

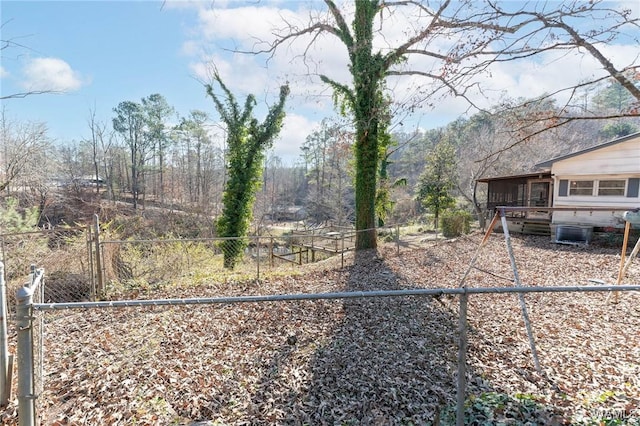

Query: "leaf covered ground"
<box><xmin>2</xmin><ymin>233</ymin><xmax>639</xmax><ymax>425</ymax></box>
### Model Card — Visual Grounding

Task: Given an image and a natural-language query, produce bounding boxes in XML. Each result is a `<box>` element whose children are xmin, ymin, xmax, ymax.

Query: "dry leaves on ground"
<box><xmin>1</xmin><ymin>233</ymin><xmax>639</xmax><ymax>425</ymax></box>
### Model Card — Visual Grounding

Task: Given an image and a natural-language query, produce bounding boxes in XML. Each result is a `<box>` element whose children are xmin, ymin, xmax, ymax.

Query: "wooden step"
<box><xmin>522</xmin><ymin>222</ymin><xmax>551</xmax><ymax>235</ymax></box>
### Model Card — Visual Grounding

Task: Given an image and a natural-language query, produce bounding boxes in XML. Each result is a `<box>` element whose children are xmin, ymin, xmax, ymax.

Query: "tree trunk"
<box><xmin>130</xmin><ymin>150</ymin><xmax>138</xmax><ymax>210</ymax></box>
<box><xmin>353</xmin><ymin>0</ymin><xmax>381</xmax><ymax>250</ymax></box>
<box><xmin>472</xmin><ymin>180</ymin><xmax>486</xmax><ymax>231</ymax></box>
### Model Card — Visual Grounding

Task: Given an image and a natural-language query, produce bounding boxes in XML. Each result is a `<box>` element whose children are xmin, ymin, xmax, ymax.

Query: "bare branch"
<box><xmin>324</xmin><ymin>0</ymin><xmax>354</xmax><ymax>51</ymax></box>
<box><xmin>387</xmin><ymin>69</ymin><xmax>485</xmax><ymax>112</ymax></box>
<box><xmin>238</xmin><ymin>22</ymin><xmax>341</xmax><ymax>56</ymax></box>
<box><xmin>0</xmin><ymin>90</ymin><xmax>60</xmax><ymax>100</ymax></box>
<box><xmin>481</xmin><ymin>2</ymin><xmax>640</xmax><ymax>101</ymax></box>
<box><xmin>538</xmin><ymin>15</ymin><xmax>640</xmax><ymax>101</ymax></box>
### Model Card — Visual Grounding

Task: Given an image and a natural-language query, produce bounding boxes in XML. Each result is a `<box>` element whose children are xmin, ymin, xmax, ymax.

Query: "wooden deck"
<box><xmin>272</xmin><ymin>226</ymin><xmax>356</xmax><ymax>266</ymax></box>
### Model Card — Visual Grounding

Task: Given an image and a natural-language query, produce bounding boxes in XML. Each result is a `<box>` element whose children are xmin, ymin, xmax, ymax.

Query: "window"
<box><xmin>565</xmin><ymin>179</ymin><xmax>628</xmax><ymax>196</ymax></box>
<box><xmin>598</xmin><ymin>180</ymin><xmax>625</xmax><ymax>196</ymax></box>
<box><xmin>569</xmin><ymin>180</ymin><xmax>594</xmax><ymax>196</ymax></box>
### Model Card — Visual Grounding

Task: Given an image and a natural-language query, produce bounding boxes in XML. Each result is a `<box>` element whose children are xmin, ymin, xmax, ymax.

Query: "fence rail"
<box><xmin>96</xmin><ymin>223</ymin><xmax>404</xmax><ymax>297</ymax></box>
<box><xmin>3</xmin><ymin>209</ymin><xmax>639</xmax><ymax>425</ymax></box>
<box><xmin>0</xmin><ymin>262</ymin><xmax>10</xmax><ymax>407</ymax></box>
<box><xmin>32</xmin><ymin>284</ymin><xmax>640</xmax><ymax>311</ymax></box>
<box><xmin>12</xmin><ymin>281</ymin><xmax>640</xmax><ymax>426</ymax></box>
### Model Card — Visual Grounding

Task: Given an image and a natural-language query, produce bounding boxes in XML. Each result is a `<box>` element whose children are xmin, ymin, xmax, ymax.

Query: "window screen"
<box><xmin>569</xmin><ymin>180</ymin><xmax>594</xmax><ymax>196</ymax></box>
<box><xmin>597</xmin><ymin>180</ymin><xmax>625</xmax><ymax>196</ymax></box>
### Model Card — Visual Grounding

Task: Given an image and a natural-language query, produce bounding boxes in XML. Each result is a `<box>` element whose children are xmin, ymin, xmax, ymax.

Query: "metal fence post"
<box><xmin>16</xmin><ymin>284</ymin><xmax>36</xmax><ymax>426</ymax></box>
<box><xmin>94</xmin><ymin>215</ymin><xmax>104</xmax><ymax>297</ymax></box>
<box><xmin>0</xmin><ymin>261</ymin><xmax>10</xmax><ymax>406</ymax></box>
<box><xmin>86</xmin><ymin>224</ymin><xmax>96</xmax><ymax>301</ymax></box>
<box><xmin>499</xmin><ymin>209</ymin><xmax>542</xmax><ymax>373</ymax></box>
<box><xmin>456</xmin><ymin>290</ymin><xmax>469</xmax><ymax>426</ymax></box>
<box><xmin>256</xmin><ymin>236</ymin><xmax>260</xmax><ymax>281</ymax></box>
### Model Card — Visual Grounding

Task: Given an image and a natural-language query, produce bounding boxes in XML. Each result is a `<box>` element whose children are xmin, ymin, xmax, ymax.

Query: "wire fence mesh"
<box><xmin>0</xmin><ymin>222</ymin><xmax>425</xmax><ymax>306</ymax></box>
<box><xmin>3</xmin><ymin>224</ymin><xmax>640</xmax><ymax>425</ymax></box>
<box><xmin>0</xmin><ymin>227</ymin><xmax>92</xmax><ymax>310</ymax></box>
<box><xmin>14</xmin><ymin>221</ymin><xmax>640</xmax><ymax>424</ymax></box>
<box><xmin>29</xmin><ymin>286</ymin><xmax>640</xmax><ymax>425</ymax></box>
<box><xmin>32</xmin><ymin>271</ymin><xmax>44</xmax><ymax>423</ymax></box>
<box><xmin>98</xmin><ymin>225</ymin><xmax>377</xmax><ymax>300</ymax></box>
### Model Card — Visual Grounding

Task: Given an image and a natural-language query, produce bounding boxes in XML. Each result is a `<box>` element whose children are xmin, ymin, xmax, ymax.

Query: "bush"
<box><xmin>440</xmin><ymin>209</ymin><xmax>472</xmax><ymax>238</ymax></box>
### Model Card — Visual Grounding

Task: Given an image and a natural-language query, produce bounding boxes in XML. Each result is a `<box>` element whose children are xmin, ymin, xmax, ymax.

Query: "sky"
<box><xmin>1</xmin><ymin>1</ymin><xmax>639</xmax><ymax>164</ymax></box>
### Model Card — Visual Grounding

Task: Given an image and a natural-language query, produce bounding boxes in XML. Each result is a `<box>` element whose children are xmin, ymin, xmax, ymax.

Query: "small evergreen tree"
<box><xmin>417</xmin><ymin>140</ymin><xmax>458</xmax><ymax>230</ymax></box>
<box><xmin>0</xmin><ymin>197</ymin><xmax>39</xmax><ymax>233</ymax></box>
<box><xmin>206</xmin><ymin>74</ymin><xmax>289</xmax><ymax>269</ymax></box>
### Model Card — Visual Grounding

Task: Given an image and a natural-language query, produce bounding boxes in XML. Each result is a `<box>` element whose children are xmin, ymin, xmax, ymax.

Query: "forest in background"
<box><xmin>1</xmin><ymin>76</ymin><xmax>639</xmax><ymax>236</ymax></box>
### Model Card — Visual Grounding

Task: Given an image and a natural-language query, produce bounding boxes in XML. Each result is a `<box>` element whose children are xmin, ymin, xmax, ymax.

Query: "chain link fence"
<box><xmin>0</xmin><ymin>222</ymin><xmax>464</xmax><ymax>424</ymax></box>
<box><xmin>0</xmin><ymin>227</ymin><xmax>93</xmax><ymax>312</ymax></box>
<box><xmin>14</xmin><ymin>284</ymin><xmax>640</xmax><ymax>425</ymax></box>
<box><xmin>0</xmin><ymin>228</ymin><xmax>91</xmax><ymax>422</ymax></box>
<box><xmin>97</xmin><ymin>225</ymin><xmax>398</xmax><ymax>300</ymax></box>
<box><xmin>3</xmin><ymin>216</ymin><xmax>640</xmax><ymax>425</ymax></box>
<box><xmin>0</xmin><ymin>221</ymin><xmax>429</xmax><ymax>305</ymax></box>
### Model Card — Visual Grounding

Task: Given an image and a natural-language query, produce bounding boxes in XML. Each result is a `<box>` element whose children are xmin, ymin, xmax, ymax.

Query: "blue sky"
<box><xmin>2</xmin><ymin>1</ymin><xmax>346</xmax><ymax>163</ymax></box>
<box><xmin>1</xmin><ymin>1</ymin><xmax>639</xmax><ymax>164</ymax></box>
<box><xmin>1</xmin><ymin>2</ymin><xmax>225</xmax><ymax>150</ymax></box>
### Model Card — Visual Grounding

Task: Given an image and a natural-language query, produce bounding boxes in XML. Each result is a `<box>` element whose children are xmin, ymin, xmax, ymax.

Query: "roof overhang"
<box><xmin>477</xmin><ymin>171</ymin><xmax>552</xmax><ymax>183</ymax></box>
<box><xmin>536</xmin><ymin>131</ymin><xmax>640</xmax><ymax>168</ymax></box>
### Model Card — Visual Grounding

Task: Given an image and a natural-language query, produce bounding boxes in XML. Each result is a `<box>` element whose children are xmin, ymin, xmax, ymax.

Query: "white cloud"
<box><xmin>179</xmin><ymin>0</ymin><xmax>640</xmax><ymax>136</ymax></box>
<box><xmin>470</xmin><ymin>43</ymin><xmax>638</xmax><ymax>108</ymax></box>
<box><xmin>181</xmin><ymin>40</ymin><xmax>201</xmax><ymax>56</ymax></box>
<box><xmin>21</xmin><ymin>57</ymin><xmax>86</xmax><ymax>92</ymax></box>
<box><xmin>184</xmin><ymin>2</ymin><xmax>350</xmax><ymax>126</ymax></box>
<box><xmin>196</xmin><ymin>5</ymin><xmax>300</xmax><ymax>42</ymax></box>
<box><xmin>0</xmin><ymin>66</ymin><xmax>8</xmax><ymax>78</ymax></box>
<box><xmin>273</xmin><ymin>112</ymin><xmax>319</xmax><ymax>163</ymax></box>
<box><xmin>189</xmin><ymin>52</ymin><xmax>274</xmax><ymax>95</ymax></box>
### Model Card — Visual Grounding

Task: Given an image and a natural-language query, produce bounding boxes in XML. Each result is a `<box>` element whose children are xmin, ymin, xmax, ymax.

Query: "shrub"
<box><xmin>0</xmin><ymin>197</ymin><xmax>39</xmax><ymax>233</ymax></box>
<box><xmin>440</xmin><ymin>209</ymin><xmax>472</xmax><ymax>238</ymax></box>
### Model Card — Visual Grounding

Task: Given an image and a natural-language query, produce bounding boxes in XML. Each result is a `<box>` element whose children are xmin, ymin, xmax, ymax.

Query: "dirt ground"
<box><xmin>2</xmin><ymin>232</ymin><xmax>639</xmax><ymax>425</ymax></box>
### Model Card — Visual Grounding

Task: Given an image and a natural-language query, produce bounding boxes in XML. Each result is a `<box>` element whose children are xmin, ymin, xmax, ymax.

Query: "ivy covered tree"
<box><xmin>257</xmin><ymin>0</ymin><xmax>638</xmax><ymax>250</ymax></box>
<box><xmin>417</xmin><ymin>139</ymin><xmax>458</xmax><ymax>230</ymax></box>
<box><xmin>206</xmin><ymin>73</ymin><xmax>289</xmax><ymax>269</ymax></box>
<box><xmin>375</xmin><ymin>91</ymin><xmax>406</xmax><ymax>227</ymax></box>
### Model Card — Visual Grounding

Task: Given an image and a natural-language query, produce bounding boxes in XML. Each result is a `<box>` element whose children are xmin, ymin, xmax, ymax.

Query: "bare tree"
<box><xmin>300</xmin><ymin>119</ymin><xmax>354</xmax><ymax>225</ymax></box>
<box><xmin>85</xmin><ymin>106</ymin><xmax>115</xmax><ymax>196</ymax></box>
<box><xmin>142</xmin><ymin>94</ymin><xmax>174</xmax><ymax>202</ymax></box>
<box><xmin>470</xmin><ymin>3</ymin><xmax>640</xmax><ymax>152</ymax></box>
<box><xmin>1</xmin><ymin>21</ymin><xmax>60</xmax><ymax>100</ymax></box>
<box><xmin>0</xmin><ymin>110</ymin><xmax>51</xmax><ymax>193</ymax></box>
<box><xmin>483</xmin><ymin>2</ymin><xmax>640</xmax><ymax>103</ymax></box>
<box><xmin>248</xmin><ymin>0</ymin><xmax>638</xmax><ymax>249</ymax></box>
<box><xmin>113</xmin><ymin>101</ymin><xmax>146</xmax><ymax>210</ymax></box>
<box><xmin>174</xmin><ymin>110</ymin><xmax>214</xmax><ymax>208</ymax></box>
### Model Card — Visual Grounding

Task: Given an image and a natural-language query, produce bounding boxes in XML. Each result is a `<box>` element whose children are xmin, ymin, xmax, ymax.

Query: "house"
<box><xmin>478</xmin><ymin>132</ymin><xmax>640</xmax><ymax>240</ymax></box>
<box><xmin>477</xmin><ymin>171</ymin><xmax>554</xmax><ymax>235</ymax></box>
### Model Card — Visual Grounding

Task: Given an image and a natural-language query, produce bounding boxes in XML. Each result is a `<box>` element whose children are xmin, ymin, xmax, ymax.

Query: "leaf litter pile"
<box><xmin>2</xmin><ymin>233</ymin><xmax>639</xmax><ymax>425</ymax></box>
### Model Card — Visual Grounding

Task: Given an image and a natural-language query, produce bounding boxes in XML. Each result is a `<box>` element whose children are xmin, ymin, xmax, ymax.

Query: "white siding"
<box><xmin>550</xmin><ymin>136</ymin><xmax>640</xmax><ymax>227</ymax></box>
<box><xmin>551</xmin><ymin>137</ymin><xmax>640</xmax><ymax>176</ymax></box>
<box><xmin>551</xmin><ymin>209</ymin><xmax>627</xmax><ymax>227</ymax></box>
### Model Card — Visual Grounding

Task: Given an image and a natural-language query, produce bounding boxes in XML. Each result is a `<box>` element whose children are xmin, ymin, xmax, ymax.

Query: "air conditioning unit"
<box><xmin>623</xmin><ymin>210</ymin><xmax>640</xmax><ymax>225</ymax></box>
<box><xmin>554</xmin><ymin>225</ymin><xmax>593</xmax><ymax>245</ymax></box>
